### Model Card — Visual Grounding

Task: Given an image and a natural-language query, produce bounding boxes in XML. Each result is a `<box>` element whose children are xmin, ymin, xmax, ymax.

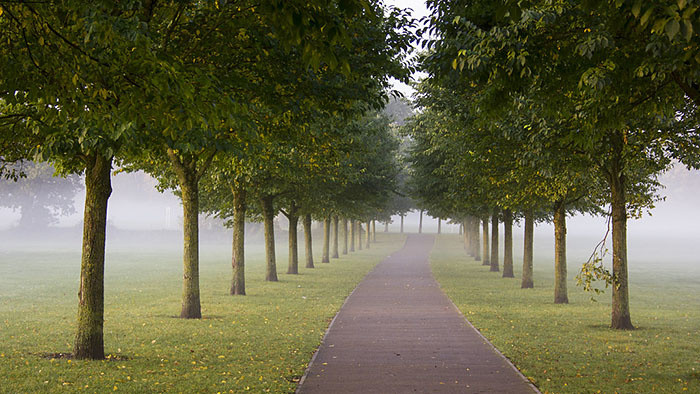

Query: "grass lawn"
<box><xmin>0</xmin><ymin>232</ymin><xmax>406</xmax><ymax>393</ymax></box>
<box><xmin>431</xmin><ymin>234</ymin><xmax>700</xmax><ymax>394</ymax></box>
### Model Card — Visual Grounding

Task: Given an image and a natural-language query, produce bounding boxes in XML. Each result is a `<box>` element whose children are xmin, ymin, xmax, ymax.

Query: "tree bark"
<box><xmin>459</xmin><ymin>223</ymin><xmax>463</xmax><ymax>235</ymax></box>
<box><xmin>230</xmin><ymin>185</ymin><xmax>246</xmax><ymax>295</ymax></box>
<box><xmin>521</xmin><ymin>209</ymin><xmax>534</xmax><ymax>289</ymax></box>
<box><xmin>73</xmin><ymin>154</ymin><xmax>112</xmax><ymax>360</ymax></box>
<box><xmin>178</xmin><ymin>165</ymin><xmax>201</xmax><ymax>318</ymax></box>
<box><xmin>482</xmin><ymin>218</ymin><xmax>490</xmax><ymax>266</ymax></box>
<box><xmin>384</xmin><ymin>221</ymin><xmax>389</xmax><ymax>232</ymax></box>
<box><xmin>609</xmin><ymin>139</ymin><xmax>634</xmax><ymax>329</ymax></box>
<box><xmin>357</xmin><ymin>221</ymin><xmax>363</xmax><ymax>250</ymax></box>
<box><xmin>419</xmin><ymin>210</ymin><xmax>423</xmax><ymax>233</ymax></box>
<box><xmin>322</xmin><ymin>216</ymin><xmax>330</xmax><ymax>263</ymax></box>
<box><xmin>400</xmin><ymin>214</ymin><xmax>404</xmax><ymax>233</ymax></box>
<box><xmin>473</xmin><ymin>217</ymin><xmax>481</xmax><ymax>261</ymax></box>
<box><xmin>261</xmin><ymin>195</ymin><xmax>278</xmax><ymax>281</ymax></box>
<box><xmin>372</xmin><ymin>220</ymin><xmax>376</xmax><ymax>242</ymax></box>
<box><xmin>349</xmin><ymin>219</ymin><xmax>355</xmax><ymax>252</ymax></box>
<box><xmin>342</xmin><ymin>218</ymin><xmax>348</xmax><ymax>255</ymax></box>
<box><xmin>365</xmin><ymin>221</ymin><xmax>371</xmax><ymax>249</ymax></box>
<box><xmin>303</xmin><ymin>214</ymin><xmax>314</xmax><ymax>268</ymax></box>
<box><xmin>490</xmin><ymin>213</ymin><xmax>499</xmax><ymax>272</ymax></box>
<box><xmin>463</xmin><ymin>219</ymin><xmax>470</xmax><ymax>255</ymax></box>
<box><xmin>286</xmin><ymin>202</ymin><xmax>299</xmax><ymax>274</ymax></box>
<box><xmin>437</xmin><ymin>218</ymin><xmax>441</xmax><ymax>234</ymax></box>
<box><xmin>503</xmin><ymin>209</ymin><xmax>514</xmax><ymax>278</ymax></box>
<box><xmin>332</xmin><ymin>216</ymin><xmax>339</xmax><ymax>258</ymax></box>
<box><xmin>553</xmin><ymin>201</ymin><xmax>568</xmax><ymax>304</ymax></box>
<box><xmin>165</xmin><ymin>149</ymin><xmax>214</xmax><ymax>319</ymax></box>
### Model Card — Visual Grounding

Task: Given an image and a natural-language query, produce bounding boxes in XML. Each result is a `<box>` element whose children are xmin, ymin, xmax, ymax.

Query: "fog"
<box><xmin>1</xmin><ymin>166</ymin><xmax>700</xmax><ymax>279</ymax></box>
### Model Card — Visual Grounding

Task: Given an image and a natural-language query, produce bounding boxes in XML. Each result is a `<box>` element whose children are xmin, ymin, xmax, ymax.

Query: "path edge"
<box><xmin>430</xmin><ymin>250</ymin><xmax>542</xmax><ymax>393</ymax></box>
<box><xmin>294</xmin><ymin>236</ymin><xmax>409</xmax><ymax>393</ymax></box>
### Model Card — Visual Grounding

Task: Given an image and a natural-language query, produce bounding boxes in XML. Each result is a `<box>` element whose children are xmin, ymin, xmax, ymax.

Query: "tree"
<box><xmin>0</xmin><ymin>162</ymin><xmax>82</xmax><ymax>229</ymax></box>
<box><xmin>423</xmin><ymin>0</ymin><xmax>700</xmax><ymax>328</ymax></box>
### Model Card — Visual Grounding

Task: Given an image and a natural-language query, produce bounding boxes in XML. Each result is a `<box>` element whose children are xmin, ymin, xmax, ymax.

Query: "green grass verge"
<box><xmin>0</xmin><ymin>232</ymin><xmax>406</xmax><ymax>393</ymax></box>
<box><xmin>431</xmin><ymin>234</ymin><xmax>700</xmax><ymax>394</ymax></box>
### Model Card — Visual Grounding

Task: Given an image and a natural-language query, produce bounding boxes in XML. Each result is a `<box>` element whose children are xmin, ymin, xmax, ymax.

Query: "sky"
<box><xmin>384</xmin><ymin>0</ymin><xmax>431</xmax><ymax>98</ymax></box>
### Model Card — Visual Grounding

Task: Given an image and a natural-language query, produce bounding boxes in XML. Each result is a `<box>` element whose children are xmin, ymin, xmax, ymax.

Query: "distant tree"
<box><xmin>0</xmin><ymin>162</ymin><xmax>82</xmax><ymax>229</ymax></box>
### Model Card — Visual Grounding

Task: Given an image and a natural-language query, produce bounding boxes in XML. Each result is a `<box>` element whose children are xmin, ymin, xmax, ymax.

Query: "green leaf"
<box><xmin>640</xmin><ymin>8</ymin><xmax>654</xmax><ymax>26</ymax></box>
<box><xmin>665</xmin><ymin>18</ymin><xmax>680</xmax><ymax>40</ymax></box>
<box><xmin>652</xmin><ymin>17</ymin><xmax>668</xmax><ymax>34</ymax></box>
<box><xmin>681</xmin><ymin>19</ymin><xmax>693</xmax><ymax>41</ymax></box>
<box><xmin>631</xmin><ymin>0</ymin><xmax>642</xmax><ymax>17</ymax></box>
<box><xmin>678</xmin><ymin>0</ymin><xmax>687</xmax><ymax>10</ymax></box>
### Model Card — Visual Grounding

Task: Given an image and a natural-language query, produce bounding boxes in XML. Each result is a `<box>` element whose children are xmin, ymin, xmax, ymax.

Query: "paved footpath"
<box><xmin>297</xmin><ymin>234</ymin><xmax>539</xmax><ymax>394</ymax></box>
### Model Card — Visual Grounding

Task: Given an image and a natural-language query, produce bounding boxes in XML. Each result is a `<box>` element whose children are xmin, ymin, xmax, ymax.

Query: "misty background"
<box><xmin>1</xmin><ymin>164</ymin><xmax>700</xmax><ymax>272</ymax></box>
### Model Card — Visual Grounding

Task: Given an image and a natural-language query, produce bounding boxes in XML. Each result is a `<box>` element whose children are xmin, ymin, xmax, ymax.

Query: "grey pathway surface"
<box><xmin>297</xmin><ymin>234</ymin><xmax>539</xmax><ymax>394</ymax></box>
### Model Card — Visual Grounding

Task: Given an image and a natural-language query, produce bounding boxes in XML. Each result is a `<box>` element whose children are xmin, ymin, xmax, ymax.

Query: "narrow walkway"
<box><xmin>297</xmin><ymin>234</ymin><xmax>538</xmax><ymax>393</ymax></box>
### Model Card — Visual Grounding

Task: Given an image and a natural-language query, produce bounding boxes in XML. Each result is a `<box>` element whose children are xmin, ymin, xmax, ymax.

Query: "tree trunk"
<box><xmin>609</xmin><ymin>141</ymin><xmax>634</xmax><ymax>329</ymax></box>
<box><xmin>332</xmin><ymin>216</ymin><xmax>339</xmax><ymax>258</ymax></box>
<box><xmin>482</xmin><ymin>218</ymin><xmax>490</xmax><ymax>266</ymax></box>
<box><xmin>372</xmin><ymin>220</ymin><xmax>376</xmax><ymax>242</ymax></box>
<box><xmin>502</xmin><ymin>209</ymin><xmax>514</xmax><ymax>278</ymax></box>
<box><xmin>342</xmin><ymin>218</ymin><xmax>348</xmax><ymax>255</ymax></box>
<box><xmin>459</xmin><ymin>223</ymin><xmax>463</xmax><ymax>235</ymax></box>
<box><xmin>304</xmin><ymin>214</ymin><xmax>314</xmax><ymax>268</ymax></box>
<box><xmin>419</xmin><ymin>210</ymin><xmax>423</xmax><ymax>233</ymax></box>
<box><xmin>521</xmin><ymin>208</ymin><xmax>534</xmax><ymax>289</ymax></box>
<box><xmin>490</xmin><ymin>213</ymin><xmax>499</xmax><ymax>272</ymax></box>
<box><xmin>165</xmin><ymin>150</ymin><xmax>214</xmax><ymax>319</ymax></box>
<box><xmin>473</xmin><ymin>217</ymin><xmax>481</xmax><ymax>261</ymax></box>
<box><xmin>261</xmin><ymin>195</ymin><xmax>278</xmax><ymax>281</ymax></box>
<box><xmin>437</xmin><ymin>218</ymin><xmax>441</xmax><ymax>234</ymax></box>
<box><xmin>287</xmin><ymin>203</ymin><xmax>299</xmax><ymax>274</ymax></box>
<box><xmin>400</xmin><ymin>215</ymin><xmax>404</xmax><ymax>233</ymax></box>
<box><xmin>73</xmin><ymin>154</ymin><xmax>112</xmax><ymax>360</ymax></box>
<box><xmin>179</xmin><ymin>167</ymin><xmax>201</xmax><ymax>318</ymax></box>
<box><xmin>230</xmin><ymin>185</ymin><xmax>246</xmax><ymax>295</ymax></box>
<box><xmin>322</xmin><ymin>216</ymin><xmax>330</xmax><ymax>263</ymax></box>
<box><xmin>365</xmin><ymin>221</ymin><xmax>371</xmax><ymax>249</ymax></box>
<box><xmin>357</xmin><ymin>221</ymin><xmax>363</xmax><ymax>250</ymax></box>
<box><xmin>553</xmin><ymin>201</ymin><xmax>568</xmax><ymax>304</ymax></box>
<box><xmin>384</xmin><ymin>221</ymin><xmax>389</xmax><ymax>232</ymax></box>
<box><xmin>463</xmin><ymin>219</ymin><xmax>470</xmax><ymax>255</ymax></box>
<box><xmin>349</xmin><ymin>219</ymin><xmax>355</xmax><ymax>252</ymax></box>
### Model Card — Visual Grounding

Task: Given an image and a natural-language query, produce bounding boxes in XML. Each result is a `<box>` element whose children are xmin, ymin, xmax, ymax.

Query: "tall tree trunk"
<box><xmin>73</xmin><ymin>154</ymin><xmax>112</xmax><ymax>360</ymax></box>
<box><xmin>286</xmin><ymin>203</ymin><xmax>299</xmax><ymax>274</ymax></box>
<box><xmin>463</xmin><ymin>219</ymin><xmax>470</xmax><ymax>255</ymax></box>
<box><xmin>502</xmin><ymin>209</ymin><xmax>514</xmax><ymax>278</ymax></box>
<box><xmin>342</xmin><ymin>218</ymin><xmax>348</xmax><ymax>255</ymax></box>
<box><xmin>304</xmin><ymin>214</ymin><xmax>314</xmax><ymax>268</ymax></box>
<box><xmin>357</xmin><ymin>221</ymin><xmax>363</xmax><ymax>250</ymax></box>
<box><xmin>166</xmin><ymin>149</ymin><xmax>215</xmax><ymax>319</ymax></box>
<box><xmin>553</xmin><ymin>201</ymin><xmax>568</xmax><ymax>304</ymax></box>
<box><xmin>372</xmin><ymin>220</ymin><xmax>376</xmax><ymax>242</ymax></box>
<box><xmin>332</xmin><ymin>216</ymin><xmax>339</xmax><ymax>259</ymax></box>
<box><xmin>419</xmin><ymin>210</ymin><xmax>423</xmax><ymax>233</ymax></box>
<box><xmin>365</xmin><ymin>221</ymin><xmax>371</xmax><ymax>249</ymax></box>
<box><xmin>322</xmin><ymin>216</ymin><xmax>330</xmax><ymax>263</ymax></box>
<box><xmin>230</xmin><ymin>185</ymin><xmax>246</xmax><ymax>295</ymax></box>
<box><xmin>349</xmin><ymin>219</ymin><xmax>355</xmax><ymax>252</ymax></box>
<box><xmin>482</xmin><ymin>218</ymin><xmax>490</xmax><ymax>266</ymax></box>
<box><xmin>384</xmin><ymin>221</ymin><xmax>389</xmax><ymax>232</ymax></box>
<box><xmin>609</xmin><ymin>141</ymin><xmax>634</xmax><ymax>329</ymax></box>
<box><xmin>521</xmin><ymin>209</ymin><xmax>534</xmax><ymax>289</ymax></box>
<box><xmin>437</xmin><ymin>218</ymin><xmax>441</xmax><ymax>234</ymax></box>
<box><xmin>400</xmin><ymin>215</ymin><xmax>404</xmax><ymax>233</ymax></box>
<box><xmin>178</xmin><ymin>167</ymin><xmax>201</xmax><ymax>318</ymax></box>
<box><xmin>459</xmin><ymin>223</ymin><xmax>463</xmax><ymax>235</ymax></box>
<box><xmin>473</xmin><ymin>217</ymin><xmax>481</xmax><ymax>261</ymax></box>
<box><xmin>261</xmin><ymin>195</ymin><xmax>278</xmax><ymax>281</ymax></box>
<box><xmin>490</xmin><ymin>213</ymin><xmax>499</xmax><ymax>272</ymax></box>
